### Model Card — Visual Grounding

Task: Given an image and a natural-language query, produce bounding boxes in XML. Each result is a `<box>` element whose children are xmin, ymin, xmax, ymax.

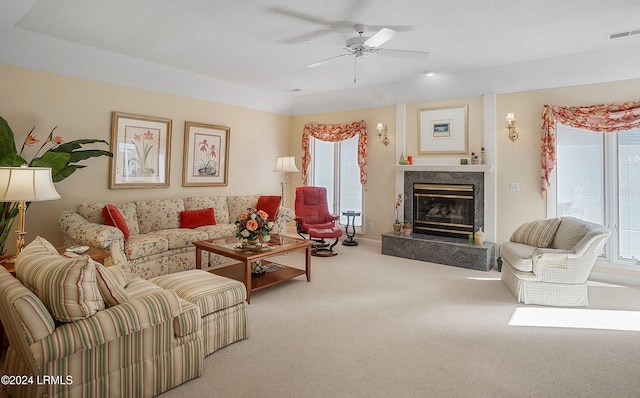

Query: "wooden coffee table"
<box><xmin>193</xmin><ymin>234</ymin><xmax>313</xmax><ymax>303</ymax></box>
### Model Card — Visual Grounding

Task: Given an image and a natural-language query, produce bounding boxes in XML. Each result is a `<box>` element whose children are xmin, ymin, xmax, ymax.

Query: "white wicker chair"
<box><xmin>501</xmin><ymin>217</ymin><xmax>611</xmax><ymax>306</ymax></box>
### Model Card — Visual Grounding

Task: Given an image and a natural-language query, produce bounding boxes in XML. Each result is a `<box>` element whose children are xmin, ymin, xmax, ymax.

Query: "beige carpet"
<box><xmin>161</xmin><ymin>240</ymin><xmax>640</xmax><ymax>398</ymax></box>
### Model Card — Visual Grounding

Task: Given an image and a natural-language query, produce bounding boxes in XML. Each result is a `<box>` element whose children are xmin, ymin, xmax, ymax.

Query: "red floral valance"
<box><xmin>302</xmin><ymin>121</ymin><xmax>368</xmax><ymax>185</ymax></box>
<box><xmin>541</xmin><ymin>101</ymin><xmax>640</xmax><ymax>196</ymax></box>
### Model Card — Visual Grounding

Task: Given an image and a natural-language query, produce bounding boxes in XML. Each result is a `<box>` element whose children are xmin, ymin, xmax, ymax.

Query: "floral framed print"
<box><xmin>183</xmin><ymin>122</ymin><xmax>230</xmax><ymax>187</ymax></box>
<box><xmin>418</xmin><ymin>105</ymin><xmax>468</xmax><ymax>154</ymax></box>
<box><xmin>109</xmin><ymin>112</ymin><xmax>172</xmax><ymax>189</ymax></box>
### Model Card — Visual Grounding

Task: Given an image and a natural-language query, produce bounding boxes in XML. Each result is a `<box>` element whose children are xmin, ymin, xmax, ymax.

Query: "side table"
<box><xmin>341</xmin><ymin>211</ymin><xmax>361</xmax><ymax>246</ymax></box>
<box><xmin>1</xmin><ymin>246</ymin><xmax>110</xmax><ymax>276</ymax></box>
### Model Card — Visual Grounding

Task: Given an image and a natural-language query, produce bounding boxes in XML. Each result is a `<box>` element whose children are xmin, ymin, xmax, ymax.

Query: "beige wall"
<box><xmin>0</xmin><ymin>64</ymin><xmax>289</xmax><ymax>248</ymax></box>
<box><xmin>3</xmin><ymin>63</ymin><xmax>640</xmax><ymax>250</ymax></box>
<box><xmin>495</xmin><ymin>79</ymin><xmax>640</xmax><ymax>243</ymax></box>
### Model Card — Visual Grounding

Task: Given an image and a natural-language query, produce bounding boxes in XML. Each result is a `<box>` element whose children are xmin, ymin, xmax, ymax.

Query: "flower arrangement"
<box><xmin>394</xmin><ymin>193</ymin><xmax>404</xmax><ymax>223</ymax></box>
<box><xmin>235</xmin><ymin>208</ymin><xmax>274</xmax><ymax>242</ymax></box>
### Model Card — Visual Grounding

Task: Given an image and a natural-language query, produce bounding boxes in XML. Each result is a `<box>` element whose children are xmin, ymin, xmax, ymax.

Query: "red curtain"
<box><xmin>301</xmin><ymin>121</ymin><xmax>368</xmax><ymax>185</ymax></box>
<box><xmin>541</xmin><ymin>101</ymin><xmax>640</xmax><ymax>196</ymax></box>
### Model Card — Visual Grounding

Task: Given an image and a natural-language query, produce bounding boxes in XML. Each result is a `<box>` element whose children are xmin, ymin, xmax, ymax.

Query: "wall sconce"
<box><xmin>506</xmin><ymin>113</ymin><xmax>518</xmax><ymax>142</ymax></box>
<box><xmin>376</xmin><ymin>123</ymin><xmax>390</xmax><ymax>146</ymax></box>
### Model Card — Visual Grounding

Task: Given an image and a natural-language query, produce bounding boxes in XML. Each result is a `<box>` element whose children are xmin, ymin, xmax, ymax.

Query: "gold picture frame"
<box><xmin>109</xmin><ymin>112</ymin><xmax>172</xmax><ymax>189</ymax></box>
<box><xmin>182</xmin><ymin>121</ymin><xmax>230</xmax><ymax>187</ymax></box>
<box><xmin>418</xmin><ymin>105</ymin><xmax>468</xmax><ymax>154</ymax></box>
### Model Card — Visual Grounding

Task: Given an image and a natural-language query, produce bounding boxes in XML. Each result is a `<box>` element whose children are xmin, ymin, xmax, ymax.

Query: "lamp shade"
<box><xmin>0</xmin><ymin>167</ymin><xmax>61</xmax><ymax>202</ymax></box>
<box><xmin>273</xmin><ymin>156</ymin><xmax>299</xmax><ymax>173</ymax></box>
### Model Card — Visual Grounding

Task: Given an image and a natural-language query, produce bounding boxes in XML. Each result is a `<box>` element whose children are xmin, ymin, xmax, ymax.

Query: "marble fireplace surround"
<box><xmin>382</xmin><ymin>166</ymin><xmax>496</xmax><ymax>271</ymax></box>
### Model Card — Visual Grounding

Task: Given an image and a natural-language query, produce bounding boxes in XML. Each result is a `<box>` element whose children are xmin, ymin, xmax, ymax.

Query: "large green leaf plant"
<box><xmin>0</xmin><ymin>115</ymin><xmax>113</xmax><ymax>254</ymax></box>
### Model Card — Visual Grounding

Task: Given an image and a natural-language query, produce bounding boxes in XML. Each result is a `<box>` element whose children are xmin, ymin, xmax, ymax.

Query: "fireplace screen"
<box><xmin>413</xmin><ymin>183</ymin><xmax>475</xmax><ymax>238</ymax></box>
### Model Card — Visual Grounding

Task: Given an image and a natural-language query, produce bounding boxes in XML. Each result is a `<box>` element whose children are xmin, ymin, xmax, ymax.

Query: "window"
<box><xmin>554</xmin><ymin>123</ymin><xmax>640</xmax><ymax>264</ymax></box>
<box><xmin>310</xmin><ymin>136</ymin><xmax>363</xmax><ymax>230</ymax></box>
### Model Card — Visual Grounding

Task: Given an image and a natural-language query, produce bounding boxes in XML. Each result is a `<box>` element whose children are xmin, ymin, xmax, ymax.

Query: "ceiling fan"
<box><xmin>306</xmin><ymin>24</ymin><xmax>429</xmax><ymax>82</ymax></box>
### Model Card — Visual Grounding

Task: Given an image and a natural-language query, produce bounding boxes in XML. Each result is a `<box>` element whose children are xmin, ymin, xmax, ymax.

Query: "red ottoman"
<box><xmin>307</xmin><ymin>226</ymin><xmax>343</xmax><ymax>257</ymax></box>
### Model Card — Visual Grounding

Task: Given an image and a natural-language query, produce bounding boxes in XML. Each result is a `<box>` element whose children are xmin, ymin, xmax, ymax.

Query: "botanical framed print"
<box><xmin>109</xmin><ymin>112</ymin><xmax>172</xmax><ymax>189</ymax></box>
<box><xmin>182</xmin><ymin>122</ymin><xmax>230</xmax><ymax>187</ymax></box>
<box><xmin>418</xmin><ymin>105</ymin><xmax>468</xmax><ymax>154</ymax></box>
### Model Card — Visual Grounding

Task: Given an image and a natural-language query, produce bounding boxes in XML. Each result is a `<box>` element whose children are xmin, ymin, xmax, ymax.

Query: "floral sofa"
<box><xmin>0</xmin><ymin>236</ymin><xmax>249</xmax><ymax>397</ymax></box>
<box><xmin>58</xmin><ymin>194</ymin><xmax>294</xmax><ymax>279</ymax></box>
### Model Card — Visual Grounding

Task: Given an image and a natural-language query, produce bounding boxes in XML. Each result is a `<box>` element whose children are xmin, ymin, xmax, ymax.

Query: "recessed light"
<box><xmin>424</xmin><ymin>71</ymin><xmax>436</xmax><ymax>77</ymax></box>
<box><xmin>288</xmin><ymin>88</ymin><xmax>303</xmax><ymax>92</ymax></box>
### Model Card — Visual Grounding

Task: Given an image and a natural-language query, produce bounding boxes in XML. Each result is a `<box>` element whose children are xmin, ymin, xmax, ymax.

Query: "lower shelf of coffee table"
<box><xmin>208</xmin><ymin>261</ymin><xmax>306</xmax><ymax>292</ymax></box>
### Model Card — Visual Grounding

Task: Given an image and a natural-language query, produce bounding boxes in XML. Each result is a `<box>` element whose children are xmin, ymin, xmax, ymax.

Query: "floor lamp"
<box><xmin>273</xmin><ymin>156</ymin><xmax>299</xmax><ymax>206</ymax></box>
<box><xmin>0</xmin><ymin>166</ymin><xmax>61</xmax><ymax>258</ymax></box>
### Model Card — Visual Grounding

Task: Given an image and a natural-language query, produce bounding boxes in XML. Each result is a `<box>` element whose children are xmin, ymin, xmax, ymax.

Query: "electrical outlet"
<box><xmin>369</xmin><ymin>222</ymin><xmax>374</xmax><ymax>230</ymax></box>
<box><xmin>509</xmin><ymin>182</ymin><xmax>520</xmax><ymax>192</ymax></box>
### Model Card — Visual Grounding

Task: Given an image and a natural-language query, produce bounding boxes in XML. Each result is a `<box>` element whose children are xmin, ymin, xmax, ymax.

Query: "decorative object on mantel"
<box><xmin>418</xmin><ymin>105</ymin><xmax>469</xmax><ymax>154</ymax></box>
<box><xmin>480</xmin><ymin>147</ymin><xmax>486</xmax><ymax>164</ymax></box>
<box><xmin>474</xmin><ymin>227</ymin><xmax>485</xmax><ymax>245</ymax></box>
<box><xmin>398</xmin><ymin>152</ymin><xmax>408</xmax><ymax>165</ymax></box>
<box><xmin>506</xmin><ymin>112</ymin><xmax>518</xmax><ymax>142</ymax></box>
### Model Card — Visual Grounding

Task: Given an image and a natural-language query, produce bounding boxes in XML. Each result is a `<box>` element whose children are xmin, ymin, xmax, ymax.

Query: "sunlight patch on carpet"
<box><xmin>509</xmin><ymin>307</ymin><xmax>640</xmax><ymax>331</ymax></box>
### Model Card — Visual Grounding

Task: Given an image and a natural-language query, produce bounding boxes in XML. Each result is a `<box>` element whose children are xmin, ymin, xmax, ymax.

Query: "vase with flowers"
<box><xmin>235</xmin><ymin>208</ymin><xmax>274</xmax><ymax>245</ymax></box>
<box><xmin>393</xmin><ymin>193</ymin><xmax>404</xmax><ymax>233</ymax></box>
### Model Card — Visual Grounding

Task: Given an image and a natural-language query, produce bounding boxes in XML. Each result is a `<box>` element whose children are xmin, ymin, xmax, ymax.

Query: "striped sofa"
<box><xmin>500</xmin><ymin>216</ymin><xmax>611</xmax><ymax>306</ymax></box>
<box><xmin>58</xmin><ymin>194</ymin><xmax>294</xmax><ymax>279</ymax></box>
<box><xmin>0</xmin><ymin>236</ymin><xmax>249</xmax><ymax>397</ymax></box>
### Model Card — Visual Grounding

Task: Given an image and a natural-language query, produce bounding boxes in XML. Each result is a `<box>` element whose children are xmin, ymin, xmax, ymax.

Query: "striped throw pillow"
<box><xmin>15</xmin><ymin>236</ymin><xmax>105</xmax><ymax>322</ymax></box>
<box><xmin>510</xmin><ymin>218</ymin><xmax>561</xmax><ymax>248</ymax></box>
<box><xmin>95</xmin><ymin>263</ymin><xmax>129</xmax><ymax>307</ymax></box>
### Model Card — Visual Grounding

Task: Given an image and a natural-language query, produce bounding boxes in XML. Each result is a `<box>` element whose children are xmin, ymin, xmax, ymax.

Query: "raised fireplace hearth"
<box><xmin>381</xmin><ymin>169</ymin><xmax>495</xmax><ymax>271</ymax></box>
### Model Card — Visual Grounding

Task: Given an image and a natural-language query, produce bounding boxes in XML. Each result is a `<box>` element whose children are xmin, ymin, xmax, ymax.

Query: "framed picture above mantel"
<box><xmin>418</xmin><ymin>105</ymin><xmax>468</xmax><ymax>154</ymax></box>
<box><xmin>182</xmin><ymin>122</ymin><xmax>230</xmax><ymax>187</ymax></box>
<box><xmin>109</xmin><ymin>112</ymin><xmax>172</xmax><ymax>189</ymax></box>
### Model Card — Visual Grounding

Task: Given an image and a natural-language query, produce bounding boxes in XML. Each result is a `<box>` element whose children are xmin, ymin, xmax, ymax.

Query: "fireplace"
<box><xmin>412</xmin><ymin>183</ymin><xmax>475</xmax><ymax>238</ymax></box>
<box><xmin>403</xmin><ymin>170</ymin><xmax>484</xmax><ymax>241</ymax></box>
<box><xmin>382</xmin><ymin>169</ymin><xmax>493</xmax><ymax>271</ymax></box>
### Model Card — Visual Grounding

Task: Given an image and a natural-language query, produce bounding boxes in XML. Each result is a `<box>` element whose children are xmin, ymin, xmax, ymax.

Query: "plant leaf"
<box><xmin>0</xmin><ymin>116</ymin><xmax>17</xmax><ymax>160</ymax></box>
<box><xmin>67</xmin><ymin>149</ymin><xmax>113</xmax><ymax>164</ymax></box>
<box><xmin>50</xmin><ymin>139</ymin><xmax>110</xmax><ymax>153</ymax></box>
<box><xmin>31</xmin><ymin>151</ymin><xmax>71</xmax><ymax>176</ymax></box>
<box><xmin>0</xmin><ymin>154</ymin><xmax>28</xmax><ymax>167</ymax></box>
<box><xmin>52</xmin><ymin>165</ymin><xmax>85</xmax><ymax>182</ymax></box>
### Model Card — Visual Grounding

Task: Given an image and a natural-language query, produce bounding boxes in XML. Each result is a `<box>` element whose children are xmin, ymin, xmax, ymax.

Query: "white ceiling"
<box><xmin>2</xmin><ymin>0</ymin><xmax>640</xmax><ymax>115</ymax></box>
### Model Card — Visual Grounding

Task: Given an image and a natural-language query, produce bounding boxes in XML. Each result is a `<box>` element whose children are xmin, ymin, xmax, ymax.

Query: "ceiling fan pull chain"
<box><xmin>353</xmin><ymin>56</ymin><xmax>357</xmax><ymax>84</ymax></box>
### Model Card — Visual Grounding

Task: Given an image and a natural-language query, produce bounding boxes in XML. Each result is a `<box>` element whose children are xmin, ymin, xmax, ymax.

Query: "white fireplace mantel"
<box><xmin>391</xmin><ymin>165</ymin><xmax>495</xmax><ymax>173</ymax></box>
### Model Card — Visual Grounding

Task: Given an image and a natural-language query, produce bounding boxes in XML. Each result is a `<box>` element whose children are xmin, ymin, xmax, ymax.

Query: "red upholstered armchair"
<box><xmin>294</xmin><ymin>186</ymin><xmax>340</xmax><ymax>238</ymax></box>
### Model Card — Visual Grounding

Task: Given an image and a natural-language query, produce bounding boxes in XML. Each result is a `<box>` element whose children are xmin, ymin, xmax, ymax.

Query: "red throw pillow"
<box><xmin>256</xmin><ymin>195</ymin><xmax>281</xmax><ymax>221</ymax></box>
<box><xmin>180</xmin><ymin>208</ymin><xmax>216</xmax><ymax>228</ymax></box>
<box><xmin>102</xmin><ymin>204</ymin><xmax>130</xmax><ymax>241</ymax></box>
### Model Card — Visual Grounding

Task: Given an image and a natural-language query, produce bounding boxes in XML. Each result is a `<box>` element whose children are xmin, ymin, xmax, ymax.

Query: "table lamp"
<box><xmin>0</xmin><ymin>166</ymin><xmax>61</xmax><ymax>258</ymax></box>
<box><xmin>273</xmin><ymin>156</ymin><xmax>299</xmax><ymax>206</ymax></box>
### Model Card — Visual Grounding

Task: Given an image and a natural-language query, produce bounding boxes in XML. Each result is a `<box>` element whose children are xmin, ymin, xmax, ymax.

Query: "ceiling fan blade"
<box><xmin>307</xmin><ymin>53</ymin><xmax>351</xmax><ymax>68</ymax></box>
<box><xmin>377</xmin><ymin>48</ymin><xmax>429</xmax><ymax>60</ymax></box>
<box><xmin>364</xmin><ymin>28</ymin><xmax>397</xmax><ymax>48</ymax></box>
